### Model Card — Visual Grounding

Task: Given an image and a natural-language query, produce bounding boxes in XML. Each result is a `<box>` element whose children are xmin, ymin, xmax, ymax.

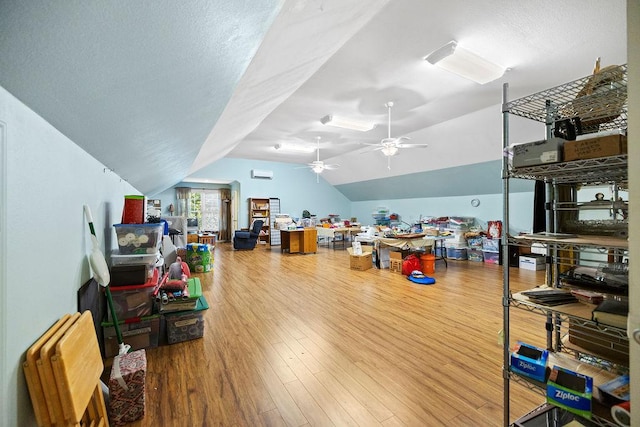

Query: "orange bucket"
<box><xmin>420</xmin><ymin>254</ymin><xmax>435</xmax><ymax>275</ymax></box>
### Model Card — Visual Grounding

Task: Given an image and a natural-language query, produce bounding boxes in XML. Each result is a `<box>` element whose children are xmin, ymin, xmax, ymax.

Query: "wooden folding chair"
<box><xmin>52</xmin><ymin>310</ymin><xmax>109</xmax><ymax>427</ymax></box>
<box><xmin>23</xmin><ymin>314</ymin><xmax>73</xmax><ymax>427</ymax></box>
<box><xmin>35</xmin><ymin>313</ymin><xmax>81</xmax><ymax>426</ymax></box>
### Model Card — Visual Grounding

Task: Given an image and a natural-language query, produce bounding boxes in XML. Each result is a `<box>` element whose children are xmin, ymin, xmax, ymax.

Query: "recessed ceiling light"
<box><xmin>274</xmin><ymin>142</ymin><xmax>315</xmax><ymax>153</ymax></box>
<box><xmin>424</xmin><ymin>41</ymin><xmax>506</xmax><ymax>84</ymax></box>
<box><xmin>320</xmin><ymin>114</ymin><xmax>376</xmax><ymax>132</ymax></box>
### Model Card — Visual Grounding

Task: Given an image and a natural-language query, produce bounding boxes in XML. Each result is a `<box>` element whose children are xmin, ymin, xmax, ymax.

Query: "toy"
<box><xmin>153</xmin><ymin>257</ymin><xmax>191</xmax><ymax>303</ymax></box>
<box><xmin>168</xmin><ymin>256</ymin><xmax>191</xmax><ymax>281</ymax></box>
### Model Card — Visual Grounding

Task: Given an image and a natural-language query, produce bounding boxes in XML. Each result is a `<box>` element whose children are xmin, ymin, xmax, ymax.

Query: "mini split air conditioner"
<box><xmin>251</xmin><ymin>169</ymin><xmax>273</xmax><ymax>179</ymax></box>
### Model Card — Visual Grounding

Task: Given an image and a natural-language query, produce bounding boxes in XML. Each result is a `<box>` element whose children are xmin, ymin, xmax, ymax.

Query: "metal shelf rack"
<box><xmin>501</xmin><ymin>64</ymin><xmax>629</xmax><ymax>427</ymax></box>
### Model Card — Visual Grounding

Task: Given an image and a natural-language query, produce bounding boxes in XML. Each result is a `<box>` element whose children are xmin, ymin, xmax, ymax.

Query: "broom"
<box><xmin>83</xmin><ymin>205</ymin><xmax>130</xmax><ymax>356</ymax></box>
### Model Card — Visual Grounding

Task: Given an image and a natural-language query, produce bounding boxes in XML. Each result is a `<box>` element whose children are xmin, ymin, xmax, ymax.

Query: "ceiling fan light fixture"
<box><xmin>274</xmin><ymin>142</ymin><xmax>315</xmax><ymax>153</ymax></box>
<box><xmin>311</xmin><ymin>164</ymin><xmax>324</xmax><ymax>174</ymax></box>
<box><xmin>381</xmin><ymin>145</ymin><xmax>398</xmax><ymax>156</ymax></box>
<box><xmin>424</xmin><ymin>40</ymin><xmax>505</xmax><ymax>84</ymax></box>
<box><xmin>320</xmin><ymin>114</ymin><xmax>376</xmax><ymax>132</ymax></box>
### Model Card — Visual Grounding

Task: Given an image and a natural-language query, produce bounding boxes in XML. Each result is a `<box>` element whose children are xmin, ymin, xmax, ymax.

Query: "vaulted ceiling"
<box><xmin>0</xmin><ymin>0</ymin><xmax>628</xmax><ymax>195</ymax></box>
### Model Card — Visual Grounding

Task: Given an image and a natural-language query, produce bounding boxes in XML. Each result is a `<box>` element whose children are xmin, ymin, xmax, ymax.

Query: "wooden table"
<box><xmin>281</xmin><ymin>228</ymin><xmax>317</xmax><ymax>254</ymax></box>
<box><xmin>366</xmin><ymin>234</ymin><xmax>452</xmax><ymax>269</ymax></box>
<box><xmin>316</xmin><ymin>226</ymin><xmax>358</xmax><ymax>248</ymax></box>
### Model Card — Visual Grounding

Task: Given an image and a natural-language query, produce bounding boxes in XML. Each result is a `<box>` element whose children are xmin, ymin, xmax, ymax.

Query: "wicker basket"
<box><xmin>567</xmin><ymin>59</ymin><xmax>626</xmax><ymax>133</ymax></box>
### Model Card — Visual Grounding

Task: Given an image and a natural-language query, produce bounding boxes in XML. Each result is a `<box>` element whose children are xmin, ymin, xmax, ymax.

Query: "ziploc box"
<box><xmin>547</xmin><ymin>365</ymin><xmax>593</xmax><ymax>419</ymax></box>
<box><xmin>510</xmin><ymin>341</ymin><xmax>548</xmax><ymax>382</ymax></box>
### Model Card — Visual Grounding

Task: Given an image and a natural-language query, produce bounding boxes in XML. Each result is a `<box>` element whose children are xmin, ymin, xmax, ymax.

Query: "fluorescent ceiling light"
<box><xmin>320</xmin><ymin>115</ymin><xmax>376</xmax><ymax>132</ymax></box>
<box><xmin>424</xmin><ymin>41</ymin><xmax>505</xmax><ymax>84</ymax></box>
<box><xmin>274</xmin><ymin>142</ymin><xmax>315</xmax><ymax>153</ymax></box>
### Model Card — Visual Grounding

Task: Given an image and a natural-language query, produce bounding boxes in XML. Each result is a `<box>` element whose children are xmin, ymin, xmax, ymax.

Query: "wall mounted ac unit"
<box><xmin>251</xmin><ymin>169</ymin><xmax>273</xmax><ymax>179</ymax></box>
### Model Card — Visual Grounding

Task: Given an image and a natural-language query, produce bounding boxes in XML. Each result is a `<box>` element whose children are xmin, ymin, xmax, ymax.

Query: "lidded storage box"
<box><xmin>107</xmin><ymin>269</ymin><xmax>158</xmax><ymax>321</ymax></box>
<box><xmin>110</xmin><ymin>251</ymin><xmax>160</xmax><ymax>283</ymax></box>
<box><xmin>114</xmin><ymin>223</ymin><xmax>163</xmax><ymax>255</ymax></box>
<box><xmin>102</xmin><ymin>315</ymin><xmax>160</xmax><ymax>358</ymax></box>
<box><xmin>165</xmin><ymin>296</ymin><xmax>209</xmax><ymax>344</ymax></box>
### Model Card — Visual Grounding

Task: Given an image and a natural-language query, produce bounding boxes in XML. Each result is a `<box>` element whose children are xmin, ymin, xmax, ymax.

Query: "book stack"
<box><xmin>592</xmin><ymin>299</ymin><xmax>628</xmax><ymax>329</ymax></box>
<box><xmin>522</xmin><ymin>289</ymin><xmax>578</xmax><ymax>306</ymax></box>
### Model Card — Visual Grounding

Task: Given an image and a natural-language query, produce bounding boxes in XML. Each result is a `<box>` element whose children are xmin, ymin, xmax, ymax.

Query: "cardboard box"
<box><xmin>564</xmin><ymin>134</ymin><xmax>627</xmax><ymax>162</ymax></box>
<box><xmin>510</xmin><ymin>341</ymin><xmax>548</xmax><ymax>382</ymax></box>
<box><xmin>546</xmin><ymin>365</ymin><xmax>593</xmax><ymax>419</ymax></box>
<box><xmin>512</xmin><ymin>137</ymin><xmax>564</xmax><ymax>168</ymax></box>
<box><xmin>519</xmin><ymin>254</ymin><xmax>546</xmax><ymax>271</ymax></box>
<box><xmin>109</xmin><ymin>349</ymin><xmax>146</xmax><ymax>425</ymax></box>
<box><xmin>389</xmin><ymin>249</ymin><xmax>409</xmax><ymax>260</ymax></box>
<box><xmin>347</xmin><ymin>246</ymin><xmax>373</xmax><ymax>271</ymax></box>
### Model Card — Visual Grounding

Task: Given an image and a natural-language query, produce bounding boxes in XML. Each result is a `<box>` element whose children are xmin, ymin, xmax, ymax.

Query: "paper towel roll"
<box><xmin>611</xmin><ymin>401</ymin><xmax>630</xmax><ymax>427</ymax></box>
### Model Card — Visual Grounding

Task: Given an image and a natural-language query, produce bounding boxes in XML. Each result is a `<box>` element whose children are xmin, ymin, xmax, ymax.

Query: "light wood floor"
<box><xmin>125</xmin><ymin>242</ymin><xmax>549</xmax><ymax>426</ymax></box>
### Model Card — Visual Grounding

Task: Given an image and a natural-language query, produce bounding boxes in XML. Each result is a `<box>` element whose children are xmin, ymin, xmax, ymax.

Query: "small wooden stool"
<box><xmin>389</xmin><ymin>258</ymin><xmax>403</xmax><ymax>273</ymax></box>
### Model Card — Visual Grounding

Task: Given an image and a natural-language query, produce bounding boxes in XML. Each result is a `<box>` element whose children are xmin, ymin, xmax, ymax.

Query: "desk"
<box><xmin>281</xmin><ymin>228</ymin><xmax>317</xmax><ymax>254</ymax></box>
<box><xmin>316</xmin><ymin>227</ymin><xmax>357</xmax><ymax>248</ymax></box>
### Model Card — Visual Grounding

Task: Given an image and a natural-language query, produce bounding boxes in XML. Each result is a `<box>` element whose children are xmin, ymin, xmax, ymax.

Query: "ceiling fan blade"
<box><xmin>324</xmin><ymin>164</ymin><xmax>339</xmax><ymax>170</ymax></box>
<box><xmin>397</xmin><ymin>143</ymin><xmax>428</xmax><ymax>148</ymax></box>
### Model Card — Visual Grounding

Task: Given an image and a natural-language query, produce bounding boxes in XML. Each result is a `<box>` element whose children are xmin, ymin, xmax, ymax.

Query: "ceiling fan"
<box><xmin>300</xmin><ymin>137</ymin><xmax>339</xmax><ymax>182</ymax></box>
<box><xmin>363</xmin><ymin>101</ymin><xmax>428</xmax><ymax>169</ymax></box>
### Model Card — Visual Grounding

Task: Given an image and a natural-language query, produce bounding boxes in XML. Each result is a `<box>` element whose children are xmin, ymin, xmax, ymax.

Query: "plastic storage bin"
<box><xmin>446</xmin><ymin>247</ymin><xmax>468</xmax><ymax>260</ymax></box>
<box><xmin>114</xmin><ymin>223</ymin><xmax>164</xmax><ymax>255</ymax></box>
<box><xmin>164</xmin><ymin>296</ymin><xmax>209</xmax><ymax>344</ymax></box>
<box><xmin>102</xmin><ymin>314</ymin><xmax>160</xmax><ymax>358</ymax></box>
<box><xmin>483</xmin><ymin>250</ymin><xmax>501</xmax><ymax>265</ymax></box>
<box><xmin>107</xmin><ymin>269</ymin><xmax>158</xmax><ymax>321</ymax></box>
<box><xmin>468</xmin><ymin>248</ymin><xmax>484</xmax><ymax>262</ymax></box>
<box><xmin>110</xmin><ymin>251</ymin><xmax>160</xmax><ymax>280</ymax></box>
<box><xmin>482</xmin><ymin>237</ymin><xmax>500</xmax><ymax>252</ymax></box>
<box><xmin>466</xmin><ymin>236</ymin><xmax>484</xmax><ymax>248</ymax></box>
<box><xmin>447</xmin><ymin>217</ymin><xmax>474</xmax><ymax>230</ymax></box>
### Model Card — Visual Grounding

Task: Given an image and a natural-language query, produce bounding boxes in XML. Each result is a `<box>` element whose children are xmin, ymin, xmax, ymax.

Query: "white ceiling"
<box><xmin>0</xmin><ymin>0</ymin><xmax>628</xmax><ymax>195</ymax></box>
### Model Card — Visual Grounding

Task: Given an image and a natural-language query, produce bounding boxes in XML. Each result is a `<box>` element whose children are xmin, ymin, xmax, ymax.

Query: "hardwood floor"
<box><xmin>125</xmin><ymin>242</ymin><xmax>548</xmax><ymax>426</ymax></box>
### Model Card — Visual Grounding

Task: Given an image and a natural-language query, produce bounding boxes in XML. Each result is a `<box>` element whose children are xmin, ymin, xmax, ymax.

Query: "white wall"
<box><xmin>186</xmin><ymin>158</ymin><xmax>352</xmax><ymax>229</ymax></box>
<box><xmin>0</xmin><ymin>86</ymin><xmax>138</xmax><ymax>426</ymax></box>
<box><xmin>351</xmin><ymin>192</ymin><xmax>534</xmax><ymax>235</ymax></box>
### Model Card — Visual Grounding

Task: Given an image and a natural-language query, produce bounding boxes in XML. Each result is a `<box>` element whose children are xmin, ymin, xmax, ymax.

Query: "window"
<box><xmin>188</xmin><ymin>189</ymin><xmax>220</xmax><ymax>232</ymax></box>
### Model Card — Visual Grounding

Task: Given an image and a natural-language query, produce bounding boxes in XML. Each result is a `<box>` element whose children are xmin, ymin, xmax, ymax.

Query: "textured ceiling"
<box><xmin>0</xmin><ymin>0</ymin><xmax>628</xmax><ymax>194</ymax></box>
